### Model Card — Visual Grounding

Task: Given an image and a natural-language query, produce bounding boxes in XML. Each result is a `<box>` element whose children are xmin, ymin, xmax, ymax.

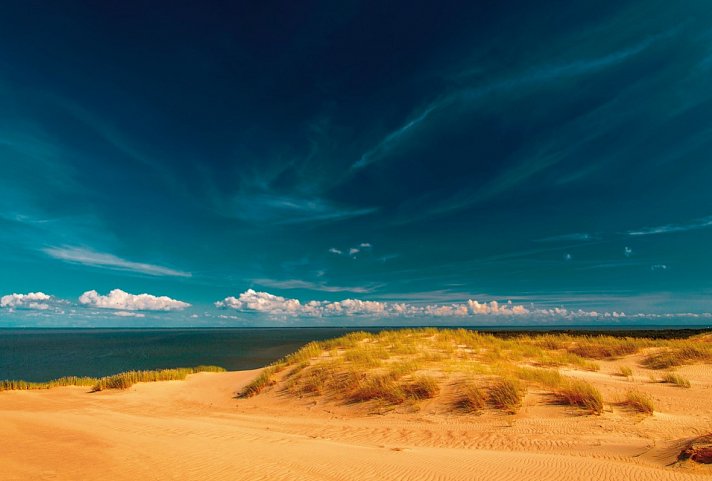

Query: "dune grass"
<box><xmin>238</xmin><ymin>328</ymin><xmax>710</xmax><ymax>414</ymax></box>
<box><xmin>0</xmin><ymin>376</ymin><xmax>97</xmax><ymax>391</ymax></box>
<box><xmin>660</xmin><ymin>372</ymin><xmax>691</xmax><ymax>388</ymax></box>
<box><xmin>0</xmin><ymin>366</ymin><xmax>225</xmax><ymax>393</ymax></box>
<box><xmin>91</xmin><ymin>366</ymin><xmax>225</xmax><ymax>391</ymax></box>
<box><xmin>642</xmin><ymin>344</ymin><xmax>712</xmax><ymax>369</ymax></box>
<box><xmin>488</xmin><ymin>378</ymin><xmax>524</xmax><ymax>413</ymax></box>
<box><xmin>623</xmin><ymin>390</ymin><xmax>655</xmax><ymax>414</ymax></box>
<box><xmin>456</xmin><ymin>380</ymin><xmax>486</xmax><ymax>413</ymax></box>
<box><xmin>618</xmin><ymin>365</ymin><xmax>633</xmax><ymax>378</ymax></box>
<box><xmin>556</xmin><ymin>380</ymin><xmax>603</xmax><ymax>414</ymax></box>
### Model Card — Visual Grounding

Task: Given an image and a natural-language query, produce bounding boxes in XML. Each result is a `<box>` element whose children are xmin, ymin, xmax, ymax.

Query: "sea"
<box><xmin>1</xmin><ymin>326</ymin><xmax>709</xmax><ymax>382</ymax></box>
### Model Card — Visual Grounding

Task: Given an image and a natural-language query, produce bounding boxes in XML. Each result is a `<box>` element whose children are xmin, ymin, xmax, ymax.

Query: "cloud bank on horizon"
<box><xmin>1</xmin><ymin>2</ymin><xmax>712</xmax><ymax>326</ymax></box>
<box><xmin>2</xmin><ymin>288</ymin><xmax>709</xmax><ymax>328</ymax></box>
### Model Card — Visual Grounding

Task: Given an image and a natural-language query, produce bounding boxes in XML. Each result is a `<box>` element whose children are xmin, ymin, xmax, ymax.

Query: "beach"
<box><xmin>2</xmin><ymin>356</ymin><xmax>711</xmax><ymax>481</ymax></box>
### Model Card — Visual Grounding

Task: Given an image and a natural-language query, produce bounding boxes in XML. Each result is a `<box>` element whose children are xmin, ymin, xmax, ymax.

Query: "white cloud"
<box><xmin>215</xmin><ymin>290</ymin><xmax>537</xmax><ymax>318</ymax></box>
<box><xmin>79</xmin><ymin>289</ymin><xmax>190</xmax><ymax>311</ymax></box>
<box><xmin>113</xmin><ymin>311</ymin><xmax>145</xmax><ymax>318</ymax></box>
<box><xmin>214</xmin><ymin>289</ymin><xmax>312</xmax><ymax>315</ymax></box>
<box><xmin>467</xmin><ymin>300</ymin><xmax>529</xmax><ymax>315</ymax></box>
<box><xmin>324</xmin><ymin>299</ymin><xmax>386</xmax><ymax>315</ymax></box>
<box><xmin>0</xmin><ymin>292</ymin><xmax>52</xmax><ymax>310</ymax></box>
<box><xmin>329</xmin><ymin>243</ymin><xmax>373</xmax><ymax>258</ymax></box>
<box><xmin>43</xmin><ymin>246</ymin><xmax>191</xmax><ymax>278</ymax></box>
<box><xmin>216</xmin><ymin>290</ymin><xmax>683</xmax><ymax>321</ymax></box>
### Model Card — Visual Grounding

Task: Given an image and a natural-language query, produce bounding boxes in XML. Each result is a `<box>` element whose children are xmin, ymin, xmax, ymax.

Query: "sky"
<box><xmin>2</xmin><ymin>1</ymin><xmax>712</xmax><ymax>327</ymax></box>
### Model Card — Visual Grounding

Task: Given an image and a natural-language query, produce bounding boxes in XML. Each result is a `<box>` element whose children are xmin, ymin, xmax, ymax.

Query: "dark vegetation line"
<box><xmin>0</xmin><ymin>366</ymin><xmax>225</xmax><ymax>392</ymax></box>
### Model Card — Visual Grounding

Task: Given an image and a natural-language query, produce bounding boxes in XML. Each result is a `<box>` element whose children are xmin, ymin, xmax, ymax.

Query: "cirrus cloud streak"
<box><xmin>43</xmin><ymin>246</ymin><xmax>191</xmax><ymax>278</ymax></box>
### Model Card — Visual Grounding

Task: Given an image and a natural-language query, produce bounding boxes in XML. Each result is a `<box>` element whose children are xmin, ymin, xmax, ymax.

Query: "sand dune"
<box><xmin>1</xmin><ymin>361</ymin><xmax>711</xmax><ymax>481</ymax></box>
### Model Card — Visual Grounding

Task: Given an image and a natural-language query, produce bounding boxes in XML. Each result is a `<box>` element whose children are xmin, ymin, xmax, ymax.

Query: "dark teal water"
<box><xmin>1</xmin><ymin>326</ymin><xmax>707</xmax><ymax>382</ymax></box>
<box><xmin>0</xmin><ymin>328</ymin><xmax>372</xmax><ymax>382</ymax></box>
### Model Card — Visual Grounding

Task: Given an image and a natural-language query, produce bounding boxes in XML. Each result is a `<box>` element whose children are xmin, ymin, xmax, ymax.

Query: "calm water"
<box><xmin>0</xmin><ymin>328</ymin><xmax>374</xmax><ymax>382</ymax></box>
<box><xmin>1</xmin><ymin>326</ymin><xmax>708</xmax><ymax>382</ymax></box>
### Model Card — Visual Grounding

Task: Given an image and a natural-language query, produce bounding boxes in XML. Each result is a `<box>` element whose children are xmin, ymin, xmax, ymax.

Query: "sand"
<box><xmin>1</xmin><ymin>360</ymin><xmax>711</xmax><ymax>481</ymax></box>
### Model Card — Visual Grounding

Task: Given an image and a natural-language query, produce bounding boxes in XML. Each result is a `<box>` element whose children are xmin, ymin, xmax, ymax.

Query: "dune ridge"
<box><xmin>1</xmin><ymin>329</ymin><xmax>711</xmax><ymax>480</ymax></box>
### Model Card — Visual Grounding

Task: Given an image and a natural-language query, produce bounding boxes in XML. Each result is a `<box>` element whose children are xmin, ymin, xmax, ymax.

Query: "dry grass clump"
<box><xmin>568</xmin><ymin>337</ymin><xmax>643</xmax><ymax>359</ymax></box>
<box><xmin>344</xmin><ymin>346</ymin><xmax>389</xmax><ymax>367</ymax></box>
<box><xmin>643</xmin><ymin>344</ymin><xmax>712</xmax><ymax>369</ymax></box>
<box><xmin>239</xmin><ymin>365</ymin><xmax>279</xmax><ymax>398</ymax></box>
<box><xmin>488</xmin><ymin>378</ymin><xmax>524</xmax><ymax>413</ymax></box>
<box><xmin>660</xmin><ymin>372</ymin><xmax>691</xmax><ymax>388</ymax></box>
<box><xmin>513</xmin><ymin>366</ymin><xmax>562</xmax><ymax>388</ymax></box>
<box><xmin>556</xmin><ymin>380</ymin><xmax>603</xmax><ymax>414</ymax></box>
<box><xmin>0</xmin><ymin>366</ymin><xmax>225</xmax><ymax>393</ymax></box>
<box><xmin>402</xmin><ymin>375</ymin><xmax>440</xmax><ymax>400</ymax></box>
<box><xmin>623</xmin><ymin>390</ymin><xmax>655</xmax><ymax>414</ymax></box>
<box><xmin>533</xmin><ymin>351</ymin><xmax>599</xmax><ymax>372</ymax></box>
<box><xmin>349</xmin><ymin>372</ymin><xmax>406</xmax><ymax>404</ymax></box>
<box><xmin>618</xmin><ymin>365</ymin><xmax>633</xmax><ymax>378</ymax></box>
<box><xmin>456</xmin><ymin>381</ymin><xmax>486</xmax><ymax>413</ymax></box>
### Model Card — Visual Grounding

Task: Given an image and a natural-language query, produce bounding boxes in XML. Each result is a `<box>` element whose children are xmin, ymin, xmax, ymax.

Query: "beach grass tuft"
<box><xmin>618</xmin><ymin>365</ymin><xmax>633</xmax><ymax>378</ymax></box>
<box><xmin>456</xmin><ymin>381</ymin><xmax>486</xmax><ymax>413</ymax></box>
<box><xmin>660</xmin><ymin>372</ymin><xmax>691</xmax><ymax>388</ymax></box>
<box><xmin>623</xmin><ymin>390</ymin><xmax>655</xmax><ymax>414</ymax></box>
<box><xmin>488</xmin><ymin>378</ymin><xmax>523</xmax><ymax>413</ymax></box>
<box><xmin>557</xmin><ymin>380</ymin><xmax>603</xmax><ymax>414</ymax></box>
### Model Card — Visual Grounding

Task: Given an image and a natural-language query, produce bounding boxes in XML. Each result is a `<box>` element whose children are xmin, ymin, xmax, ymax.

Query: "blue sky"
<box><xmin>2</xmin><ymin>1</ymin><xmax>712</xmax><ymax>326</ymax></box>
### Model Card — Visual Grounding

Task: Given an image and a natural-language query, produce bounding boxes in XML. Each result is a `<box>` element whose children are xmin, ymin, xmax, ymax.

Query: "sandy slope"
<box><xmin>1</xmin><ymin>363</ymin><xmax>711</xmax><ymax>481</ymax></box>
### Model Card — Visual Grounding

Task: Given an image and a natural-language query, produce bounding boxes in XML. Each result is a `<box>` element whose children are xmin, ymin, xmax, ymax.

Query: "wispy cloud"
<box><xmin>252</xmin><ymin>278</ymin><xmax>376</xmax><ymax>294</ymax></box>
<box><xmin>350</xmin><ymin>36</ymin><xmax>661</xmax><ymax>176</ymax></box>
<box><xmin>351</xmin><ymin>104</ymin><xmax>438</xmax><ymax>171</ymax></box>
<box><xmin>513</xmin><ymin>36</ymin><xmax>659</xmax><ymax>84</ymax></box>
<box><xmin>42</xmin><ymin>246</ymin><xmax>191</xmax><ymax>278</ymax></box>
<box><xmin>229</xmin><ymin>193</ymin><xmax>376</xmax><ymax>224</ymax></box>
<box><xmin>535</xmin><ymin>233</ymin><xmax>595</xmax><ymax>242</ymax></box>
<box><xmin>627</xmin><ymin>216</ymin><xmax>712</xmax><ymax>236</ymax></box>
